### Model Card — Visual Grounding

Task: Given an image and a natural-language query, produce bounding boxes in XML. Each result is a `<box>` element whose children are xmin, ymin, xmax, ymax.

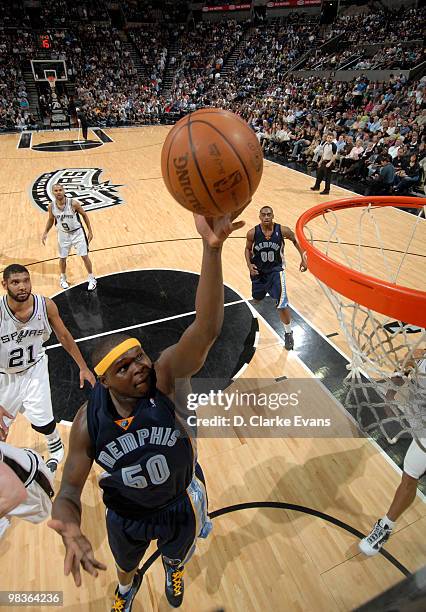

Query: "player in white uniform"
<box><xmin>42</xmin><ymin>183</ymin><xmax>97</xmax><ymax>291</ymax></box>
<box><xmin>359</xmin><ymin>353</ymin><xmax>426</xmax><ymax>555</ymax></box>
<box><xmin>0</xmin><ymin>441</ymin><xmax>55</xmax><ymax>538</ymax></box>
<box><xmin>0</xmin><ymin>264</ymin><xmax>95</xmax><ymax>464</ymax></box>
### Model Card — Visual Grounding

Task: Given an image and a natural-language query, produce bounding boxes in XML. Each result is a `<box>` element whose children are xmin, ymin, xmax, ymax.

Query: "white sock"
<box><xmin>381</xmin><ymin>515</ymin><xmax>395</xmax><ymax>530</ymax></box>
<box><xmin>46</xmin><ymin>429</ymin><xmax>60</xmax><ymax>443</ymax></box>
<box><xmin>88</xmin><ymin>274</ymin><xmax>95</xmax><ymax>280</ymax></box>
<box><xmin>118</xmin><ymin>581</ymin><xmax>133</xmax><ymax>595</ymax></box>
<box><xmin>283</xmin><ymin>323</ymin><xmax>292</xmax><ymax>333</ymax></box>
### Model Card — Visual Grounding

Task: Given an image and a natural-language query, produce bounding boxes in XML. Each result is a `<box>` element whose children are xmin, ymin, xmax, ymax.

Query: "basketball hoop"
<box><xmin>47</xmin><ymin>75</ymin><xmax>56</xmax><ymax>92</ymax></box>
<box><xmin>296</xmin><ymin>196</ymin><xmax>426</xmax><ymax>443</ymax></box>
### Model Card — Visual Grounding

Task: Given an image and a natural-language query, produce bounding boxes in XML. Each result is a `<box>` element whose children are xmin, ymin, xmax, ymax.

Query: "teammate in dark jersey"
<box><xmin>49</xmin><ymin>211</ymin><xmax>246</xmax><ymax>611</ymax></box>
<box><xmin>245</xmin><ymin>206</ymin><xmax>307</xmax><ymax>350</ymax></box>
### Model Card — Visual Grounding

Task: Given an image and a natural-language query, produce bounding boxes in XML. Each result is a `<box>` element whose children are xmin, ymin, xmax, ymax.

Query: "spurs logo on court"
<box><xmin>31</xmin><ymin>168</ymin><xmax>124</xmax><ymax>213</ymax></box>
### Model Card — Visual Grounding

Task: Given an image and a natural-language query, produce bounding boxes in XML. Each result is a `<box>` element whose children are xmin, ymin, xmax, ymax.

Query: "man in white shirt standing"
<box><xmin>310</xmin><ymin>133</ymin><xmax>337</xmax><ymax>195</ymax></box>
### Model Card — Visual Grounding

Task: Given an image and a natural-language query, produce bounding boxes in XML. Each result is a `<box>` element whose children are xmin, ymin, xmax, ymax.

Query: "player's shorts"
<box><xmin>403</xmin><ymin>438</ymin><xmax>426</xmax><ymax>480</ymax></box>
<box><xmin>251</xmin><ymin>269</ymin><xmax>288</xmax><ymax>309</ymax></box>
<box><xmin>57</xmin><ymin>227</ymin><xmax>88</xmax><ymax>258</ymax></box>
<box><xmin>106</xmin><ymin>464</ymin><xmax>212</xmax><ymax>572</ymax></box>
<box><xmin>1</xmin><ymin>445</ymin><xmax>54</xmax><ymax>527</ymax></box>
<box><xmin>0</xmin><ymin>355</ymin><xmax>54</xmax><ymax>428</ymax></box>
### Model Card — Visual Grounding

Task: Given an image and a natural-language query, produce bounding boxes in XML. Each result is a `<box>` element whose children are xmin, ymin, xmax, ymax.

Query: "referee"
<box><xmin>76</xmin><ymin>106</ymin><xmax>88</xmax><ymax>140</ymax></box>
<box><xmin>310</xmin><ymin>133</ymin><xmax>337</xmax><ymax>195</ymax></box>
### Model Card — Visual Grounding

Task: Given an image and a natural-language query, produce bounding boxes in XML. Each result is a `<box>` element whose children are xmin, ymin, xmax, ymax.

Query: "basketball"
<box><xmin>161</xmin><ymin>108</ymin><xmax>263</xmax><ymax>217</ymax></box>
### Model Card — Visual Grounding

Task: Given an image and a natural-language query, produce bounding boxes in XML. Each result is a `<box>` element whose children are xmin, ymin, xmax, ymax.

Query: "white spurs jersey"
<box><xmin>51</xmin><ymin>197</ymin><xmax>82</xmax><ymax>233</ymax></box>
<box><xmin>0</xmin><ymin>295</ymin><xmax>52</xmax><ymax>373</ymax></box>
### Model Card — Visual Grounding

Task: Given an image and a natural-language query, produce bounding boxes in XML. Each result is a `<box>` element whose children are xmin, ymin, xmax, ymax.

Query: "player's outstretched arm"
<box><xmin>49</xmin><ymin>403</ymin><xmax>106</xmax><ymax>586</ymax></box>
<box><xmin>0</xmin><ymin>461</ymin><xmax>28</xmax><ymax>517</ymax></box>
<box><xmin>156</xmin><ymin>211</ymin><xmax>245</xmax><ymax>390</ymax></box>
<box><xmin>281</xmin><ymin>226</ymin><xmax>307</xmax><ymax>272</ymax></box>
<box><xmin>245</xmin><ymin>228</ymin><xmax>258</xmax><ymax>276</ymax></box>
<box><xmin>41</xmin><ymin>203</ymin><xmax>55</xmax><ymax>245</ymax></box>
<box><xmin>45</xmin><ymin>298</ymin><xmax>96</xmax><ymax>388</ymax></box>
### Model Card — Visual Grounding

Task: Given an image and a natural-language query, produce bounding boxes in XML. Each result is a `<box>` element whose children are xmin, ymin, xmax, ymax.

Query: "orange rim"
<box><xmin>295</xmin><ymin>196</ymin><xmax>426</xmax><ymax>328</ymax></box>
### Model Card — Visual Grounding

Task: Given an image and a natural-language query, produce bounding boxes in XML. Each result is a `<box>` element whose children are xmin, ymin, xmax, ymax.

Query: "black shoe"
<box><xmin>284</xmin><ymin>331</ymin><xmax>294</xmax><ymax>351</ymax></box>
<box><xmin>163</xmin><ymin>558</ymin><xmax>184</xmax><ymax>608</ymax></box>
<box><xmin>320</xmin><ymin>190</ymin><xmax>330</xmax><ymax>195</ymax></box>
<box><xmin>111</xmin><ymin>571</ymin><xmax>143</xmax><ymax>612</ymax></box>
<box><xmin>310</xmin><ymin>186</ymin><xmax>319</xmax><ymax>191</ymax></box>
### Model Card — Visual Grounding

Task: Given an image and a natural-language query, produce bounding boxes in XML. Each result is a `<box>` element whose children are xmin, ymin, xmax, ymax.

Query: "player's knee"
<box><xmin>31</xmin><ymin>419</ymin><xmax>56</xmax><ymax>435</ymax></box>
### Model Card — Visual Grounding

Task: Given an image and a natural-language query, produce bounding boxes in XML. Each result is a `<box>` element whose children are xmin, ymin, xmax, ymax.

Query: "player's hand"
<box><xmin>0</xmin><ymin>405</ymin><xmax>12</xmax><ymax>441</ymax></box>
<box><xmin>194</xmin><ymin>207</ymin><xmax>246</xmax><ymax>249</ymax></box>
<box><xmin>87</xmin><ymin>232</ymin><xmax>93</xmax><ymax>243</ymax></box>
<box><xmin>299</xmin><ymin>254</ymin><xmax>307</xmax><ymax>272</ymax></box>
<box><xmin>41</xmin><ymin>233</ymin><xmax>48</xmax><ymax>245</ymax></box>
<box><xmin>79</xmin><ymin>367</ymin><xmax>96</xmax><ymax>389</ymax></box>
<box><xmin>248</xmin><ymin>263</ymin><xmax>259</xmax><ymax>276</ymax></box>
<box><xmin>48</xmin><ymin>519</ymin><xmax>106</xmax><ymax>587</ymax></box>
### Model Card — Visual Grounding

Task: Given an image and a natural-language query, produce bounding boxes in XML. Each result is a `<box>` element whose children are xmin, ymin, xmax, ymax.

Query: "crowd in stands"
<box><xmin>329</xmin><ymin>7</ymin><xmax>425</xmax><ymax>44</ymax></box>
<box><xmin>169</xmin><ymin>20</ymin><xmax>244</xmax><ymax>99</ymax></box>
<box><xmin>250</xmin><ymin>75</ymin><xmax>425</xmax><ymax>195</ymax></box>
<box><xmin>306</xmin><ymin>43</ymin><xmax>424</xmax><ymax>72</ymax></box>
<box><xmin>39</xmin><ymin>0</ymin><xmax>109</xmax><ymax>26</ymax></box>
<box><xmin>0</xmin><ymin>31</ymin><xmax>38</xmax><ymax>131</ymax></box>
<box><xmin>128</xmin><ymin>26</ymin><xmax>169</xmax><ymax>89</ymax></box>
<box><xmin>122</xmin><ymin>0</ymin><xmax>188</xmax><ymax>23</ymax></box>
<box><xmin>0</xmin><ymin>4</ymin><xmax>425</xmax><ymax>195</ymax></box>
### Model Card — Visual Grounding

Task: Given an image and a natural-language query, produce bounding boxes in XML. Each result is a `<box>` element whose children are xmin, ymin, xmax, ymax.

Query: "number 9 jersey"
<box><xmin>0</xmin><ymin>295</ymin><xmax>51</xmax><ymax>374</ymax></box>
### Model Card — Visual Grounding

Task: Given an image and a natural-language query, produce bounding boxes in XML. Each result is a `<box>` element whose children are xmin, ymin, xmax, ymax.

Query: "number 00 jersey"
<box><xmin>87</xmin><ymin>382</ymin><xmax>195</xmax><ymax>519</ymax></box>
<box><xmin>0</xmin><ymin>295</ymin><xmax>52</xmax><ymax>373</ymax></box>
<box><xmin>51</xmin><ymin>197</ymin><xmax>82</xmax><ymax>233</ymax></box>
<box><xmin>251</xmin><ymin>223</ymin><xmax>284</xmax><ymax>274</ymax></box>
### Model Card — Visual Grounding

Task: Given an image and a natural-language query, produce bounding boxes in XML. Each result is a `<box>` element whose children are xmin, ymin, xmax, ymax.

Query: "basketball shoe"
<box><xmin>284</xmin><ymin>331</ymin><xmax>294</xmax><ymax>350</ymax></box>
<box><xmin>110</xmin><ymin>571</ymin><xmax>143</xmax><ymax>612</ymax></box>
<box><xmin>60</xmin><ymin>276</ymin><xmax>69</xmax><ymax>289</ymax></box>
<box><xmin>46</xmin><ymin>434</ymin><xmax>64</xmax><ymax>463</ymax></box>
<box><xmin>87</xmin><ymin>277</ymin><xmax>97</xmax><ymax>291</ymax></box>
<box><xmin>359</xmin><ymin>519</ymin><xmax>392</xmax><ymax>556</ymax></box>
<box><xmin>163</xmin><ymin>558</ymin><xmax>185</xmax><ymax>608</ymax></box>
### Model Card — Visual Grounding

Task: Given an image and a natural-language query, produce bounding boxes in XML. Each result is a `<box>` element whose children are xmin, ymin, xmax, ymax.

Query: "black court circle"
<box><xmin>32</xmin><ymin>139</ymin><xmax>103</xmax><ymax>152</ymax></box>
<box><xmin>46</xmin><ymin>269</ymin><xmax>258</xmax><ymax>422</ymax></box>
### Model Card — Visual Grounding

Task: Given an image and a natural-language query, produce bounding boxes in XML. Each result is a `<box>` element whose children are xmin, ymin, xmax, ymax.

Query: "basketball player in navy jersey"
<box><xmin>49</xmin><ymin>211</ymin><xmax>246</xmax><ymax>611</ymax></box>
<box><xmin>245</xmin><ymin>206</ymin><xmax>307</xmax><ymax>350</ymax></box>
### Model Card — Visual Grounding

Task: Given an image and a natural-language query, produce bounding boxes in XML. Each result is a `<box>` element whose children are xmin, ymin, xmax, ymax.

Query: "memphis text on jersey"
<box><xmin>98</xmin><ymin>426</ymin><xmax>180</xmax><ymax>470</ymax></box>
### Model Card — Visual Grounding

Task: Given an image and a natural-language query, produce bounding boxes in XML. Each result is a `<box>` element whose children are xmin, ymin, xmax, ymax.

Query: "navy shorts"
<box><xmin>106</xmin><ymin>464</ymin><xmax>211</xmax><ymax>572</ymax></box>
<box><xmin>251</xmin><ymin>269</ymin><xmax>288</xmax><ymax>309</ymax></box>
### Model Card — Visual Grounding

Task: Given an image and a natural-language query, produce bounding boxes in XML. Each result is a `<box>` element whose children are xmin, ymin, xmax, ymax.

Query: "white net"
<box><xmin>303</xmin><ymin>201</ymin><xmax>426</xmax><ymax>444</ymax></box>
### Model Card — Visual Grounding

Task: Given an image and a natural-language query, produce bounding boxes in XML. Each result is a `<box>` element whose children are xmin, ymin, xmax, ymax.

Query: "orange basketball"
<box><xmin>161</xmin><ymin>108</ymin><xmax>263</xmax><ymax>217</ymax></box>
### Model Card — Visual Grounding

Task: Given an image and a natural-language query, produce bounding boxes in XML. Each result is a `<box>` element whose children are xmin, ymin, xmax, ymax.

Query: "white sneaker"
<box><xmin>359</xmin><ymin>519</ymin><xmax>392</xmax><ymax>556</ymax></box>
<box><xmin>60</xmin><ymin>278</ymin><xmax>70</xmax><ymax>289</ymax></box>
<box><xmin>47</xmin><ymin>437</ymin><xmax>64</xmax><ymax>463</ymax></box>
<box><xmin>0</xmin><ymin>517</ymin><xmax>11</xmax><ymax>539</ymax></box>
<box><xmin>87</xmin><ymin>278</ymin><xmax>97</xmax><ymax>291</ymax></box>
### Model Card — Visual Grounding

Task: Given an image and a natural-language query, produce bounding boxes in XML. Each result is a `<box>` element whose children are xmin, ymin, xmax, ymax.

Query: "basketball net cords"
<box><xmin>305</xmin><ymin>204</ymin><xmax>426</xmax><ymax>443</ymax></box>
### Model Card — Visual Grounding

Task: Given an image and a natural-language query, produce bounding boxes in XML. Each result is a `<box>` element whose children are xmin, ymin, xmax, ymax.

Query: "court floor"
<box><xmin>0</xmin><ymin>126</ymin><xmax>425</xmax><ymax>611</ymax></box>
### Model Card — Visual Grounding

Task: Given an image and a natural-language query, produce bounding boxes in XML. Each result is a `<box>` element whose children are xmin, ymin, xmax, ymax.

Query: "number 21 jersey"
<box><xmin>0</xmin><ymin>295</ymin><xmax>52</xmax><ymax>373</ymax></box>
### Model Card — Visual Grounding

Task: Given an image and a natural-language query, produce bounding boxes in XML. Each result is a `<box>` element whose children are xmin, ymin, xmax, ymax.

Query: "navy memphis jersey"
<box><xmin>251</xmin><ymin>223</ymin><xmax>284</xmax><ymax>274</ymax></box>
<box><xmin>87</xmin><ymin>382</ymin><xmax>195</xmax><ymax>519</ymax></box>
